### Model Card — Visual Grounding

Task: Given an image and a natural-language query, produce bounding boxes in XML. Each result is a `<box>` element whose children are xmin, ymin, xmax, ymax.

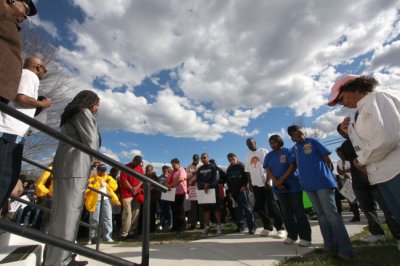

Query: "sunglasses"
<box><xmin>37</xmin><ymin>64</ymin><xmax>48</xmax><ymax>74</ymax></box>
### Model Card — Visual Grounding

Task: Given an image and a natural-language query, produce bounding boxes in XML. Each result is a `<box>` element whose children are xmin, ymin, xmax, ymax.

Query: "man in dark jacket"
<box><xmin>226</xmin><ymin>153</ymin><xmax>256</xmax><ymax>234</ymax></box>
<box><xmin>197</xmin><ymin>153</ymin><xmax>222</xmax><ymax>235</ymax></box>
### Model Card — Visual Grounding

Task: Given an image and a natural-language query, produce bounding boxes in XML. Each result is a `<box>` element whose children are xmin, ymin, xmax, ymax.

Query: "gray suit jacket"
<box><xmin>53</xmin><ymin>108</ymin><xmax>100</xmax><ymax>179</ymax></box>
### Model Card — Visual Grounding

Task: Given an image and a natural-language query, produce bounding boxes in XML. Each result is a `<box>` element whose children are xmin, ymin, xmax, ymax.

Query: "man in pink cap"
<box><xmin>327</xmin><ymin>74</ymin><xmax>400</xmax><ymax>251</ymax></box>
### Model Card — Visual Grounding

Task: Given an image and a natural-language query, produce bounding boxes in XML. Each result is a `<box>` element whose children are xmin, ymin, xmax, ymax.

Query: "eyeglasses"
<box><xmin>37</xmin><ymin>64</ymin><xmax>48</xmax><ymax>74</ymax></box>
<box><xmin>337</xmin><ymin>91</ymin><xmax>345</xmax><ymax>103</ymax></box>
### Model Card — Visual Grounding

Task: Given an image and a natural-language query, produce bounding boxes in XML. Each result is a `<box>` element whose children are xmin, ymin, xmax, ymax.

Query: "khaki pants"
<box><xmin>120</xmin><ymin>197</ymin><xmax>140</xmax><ymax>237</ymax></box>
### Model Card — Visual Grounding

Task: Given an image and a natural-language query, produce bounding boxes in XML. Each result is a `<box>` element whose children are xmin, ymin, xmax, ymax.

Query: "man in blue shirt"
<box><xmin>287</xmin><ymin>125</ymin><xmax>353</xmax><ymax>260</ymax></box>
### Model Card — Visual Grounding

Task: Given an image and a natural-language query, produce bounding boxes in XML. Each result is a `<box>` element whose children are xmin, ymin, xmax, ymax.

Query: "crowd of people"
<box><xmin>1</xmin><ymin>1</ymin><xmax>400</xmax><ymax>265</ymax></box>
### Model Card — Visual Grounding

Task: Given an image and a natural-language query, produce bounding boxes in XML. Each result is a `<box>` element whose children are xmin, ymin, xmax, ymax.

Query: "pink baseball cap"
<box><xmin>327</xmin><ymin>74</ymin><xmax>360</xmax><ymax>106</ymax></box>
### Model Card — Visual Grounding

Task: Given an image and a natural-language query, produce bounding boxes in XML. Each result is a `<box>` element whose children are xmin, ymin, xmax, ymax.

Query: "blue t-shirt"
<box><xmin>263</xmin><ymin>147</ymin><xmax>302</xmax><ymax>193</ymax></box>
<box><xmin>292</xmin><ymin>138</ymin><xmax>336</xmax><ymax>192</ymax></box>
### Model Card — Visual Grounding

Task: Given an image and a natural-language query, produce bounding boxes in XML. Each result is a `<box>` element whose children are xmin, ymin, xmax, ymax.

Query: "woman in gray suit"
<box><xmin>45</xmin><ymin>90</ymin><xmax>100</xmax><ymax>266</ymax></box>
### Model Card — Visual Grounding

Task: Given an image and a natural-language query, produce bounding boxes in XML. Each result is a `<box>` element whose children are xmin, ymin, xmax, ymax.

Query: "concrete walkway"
<box><xmin>82</xmin><ymin>212</ymin><xmax>367</xmax><ymax>265</ymax></box>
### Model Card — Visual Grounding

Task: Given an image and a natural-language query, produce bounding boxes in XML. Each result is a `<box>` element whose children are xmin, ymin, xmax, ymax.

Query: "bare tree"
<box><xmin>19</xmin><ymin>27</ymin><xmax>74</xmax><ymax>175</ymax></box>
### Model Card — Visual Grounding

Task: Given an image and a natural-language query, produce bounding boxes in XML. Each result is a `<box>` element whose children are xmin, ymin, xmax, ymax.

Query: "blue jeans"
<box><xmin>307</xmin><ymin>189</ymin><xmax>353</xmax><ymax>256</ymax></box>
<box><xmin>378</xmin><ymin>173</ymin><xmax>400</xmax><ymax>224</ymax></box>
<box><xmin>277</xmin><ymin>191</ymin><xmax>311</xmax><ymax>241</ymax></box>
<box><xmin>232</xmin><ymin>191</ymin><xmax>256</xmax><ymax>230</ymax></box>
<box><xmin>89</xmin><ymin>198</ymin><xmax>113</xmax><ymax>241</ymax></box>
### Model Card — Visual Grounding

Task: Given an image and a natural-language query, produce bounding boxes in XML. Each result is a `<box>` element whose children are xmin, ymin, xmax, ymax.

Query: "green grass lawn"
<box><xmin>278</xmin><ymin>224</ymin><xmax>400</xmax><ymax>266</ymax></box>
<box><xmin>102</xmin><ymin>222</ymin><xmax>239</xmax><ymax>246</ymax></box>
<box><xmin>87</xmin><ymin>219</ymin><xmax>400</xmax><ymax>265</ymax></box>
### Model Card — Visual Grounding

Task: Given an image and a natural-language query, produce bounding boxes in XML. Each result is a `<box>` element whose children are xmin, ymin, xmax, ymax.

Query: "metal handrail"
<box><xmin>0</xmin><ymin>219</ymin><xmax>137</xmax><ymax>266</ymax></box>
<box><xmin>0</xmin><ymin>101</ymin><xmax>166</xmax><ymax>266</ymax></box>
<box><xmin>20</xmin><ymin>157</ymin><xmax>111</xmax><ymax>251</ymax></box>
<box><xmin>0</xmin><ymin>102</ymin><xmax>167</xmax><ymax>192</ymax></box>
<box><xmin>9</xmin><ymin>195</ymin><xmax>97</xmax><ymax>231</ymax></box>
<box><xmin>22</xmin><ymin>157</ymin><xmax>52</xmax><ymax>172</ymax></box>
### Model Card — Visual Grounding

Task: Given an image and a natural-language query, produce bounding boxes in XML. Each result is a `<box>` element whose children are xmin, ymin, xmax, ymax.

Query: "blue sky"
<box><xmin>28</xmin><ymin>0</ymin><xmax>400</xmax><ymax>173</ymax></box>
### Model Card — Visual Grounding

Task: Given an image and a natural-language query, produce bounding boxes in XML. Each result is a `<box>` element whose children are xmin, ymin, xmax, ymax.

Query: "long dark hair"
<box><xmin>60</xmin><ymin>90</ymin><xmax>99</xmax><ymax>126</ymax></box>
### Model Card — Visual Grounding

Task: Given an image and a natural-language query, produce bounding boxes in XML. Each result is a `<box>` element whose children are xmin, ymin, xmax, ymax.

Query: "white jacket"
<box><xmin>348</xmin><ymin>91</ymin><xmax>400</xmax><ymax>184</ymax></box>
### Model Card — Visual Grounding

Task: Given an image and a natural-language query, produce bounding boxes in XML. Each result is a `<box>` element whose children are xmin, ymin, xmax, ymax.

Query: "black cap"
<box><xmin>23</xmin><ymin>0</ymin><xmax>37</xmax><ymax>16</ymax></box>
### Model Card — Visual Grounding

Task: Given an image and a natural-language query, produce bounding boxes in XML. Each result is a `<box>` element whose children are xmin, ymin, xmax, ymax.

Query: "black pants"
<box><xmin>253</xmin><ymin>186</ymin><xmax>284</xmax><ymax>231</ymax></box>
<box><xmin>0</xmin><ymin>137</ymin><xmax>23</xmax><ymax>207</ymax></box>
<box><xmin>354</xmin><ymin>185</ymin><xmax>400</xmax><ymax>238</ymax></box>
<box><xmin>171</xmin><ymin>194</ymin><xmax>186</xmax><ymax>231</ymax></box>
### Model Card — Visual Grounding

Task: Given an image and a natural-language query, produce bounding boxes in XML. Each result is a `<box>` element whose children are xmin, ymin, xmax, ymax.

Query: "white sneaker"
<box><xmin>276</xmin><ymin>230</ymin><xmax>286</xmax><ymax>239</ymax></box>
<box><xmin>284</xmin><ymin>237</ymin><xmax>296</xmax><ymax>245</ymax></box>
<box><xmin>202</xmin><ymin>226</ymin><xmax>210</xmax><ymax>236</ymax></box>
<box><xmin>106</xmin><ymin>238</ymin><xmax>115</xmax><ymax>243</ymax></box>
<box><xmin>216</xmin><ymin>225</ymin><xmax>222</xmax><ymax>236</ymax></box>
<box><xmin>260</xmin><ymin>229</ymin><xmax>271</xmax><ymax>236</ymax></box>
<box><xmin>86</xmin><ymin>239</ymin><xmax>92</xmax><ymax>245</ymax></box>
<box><xmin>361</xmin><ymin>234</ymin><xmax>386</xmax><ymax>243</ymax></box>
<box><xmin>298</xmin><ymin>239</ymin><xmax>312</xmax><ymax>247</ymax></box>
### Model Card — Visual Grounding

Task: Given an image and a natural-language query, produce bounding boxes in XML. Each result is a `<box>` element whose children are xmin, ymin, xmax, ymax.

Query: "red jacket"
<box><xmin>120</xmin><ymin>162</ymin><xmax>144</xmax><ymax>200</ymax></box>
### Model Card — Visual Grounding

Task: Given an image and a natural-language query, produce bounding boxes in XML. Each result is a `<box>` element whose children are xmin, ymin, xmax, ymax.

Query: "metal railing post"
<box><xmin>0</xmin><ymin>219</ymin><xmax>137</xmax><ymax>266</ymax></box>
<box><xmin>96</xmin><ymin>194</ymin><xmax>105</xmax><ymax>251</ymax></box>
<box><xmin>141</xmin><ymin>182</ymin><xmax>151</xmax><ymax>266</ymax></box>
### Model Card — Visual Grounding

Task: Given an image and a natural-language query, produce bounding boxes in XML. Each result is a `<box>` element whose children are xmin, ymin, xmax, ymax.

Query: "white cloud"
<box><xmin>118</xmin><ymin>142</ymin><xmax>138</xmax><ymax>148</ymax></box>
<box><xmin>99</xmin><ymin>146</ymin><xmax>120</xmax><ymax>162</ymax></box>
<box><xmin>30</xmin><ymin>16</ymin><xmax>59</xmax><ymax>39</ymax></box>
<box><xmin>53</xmin><ymin>0</ymin><xmax>400</xmax><ymax>139</ymax></box>
<box><xmin>120</xmin><ymin>149</ymin><xmax>142</xmax><ymax>160</ymax></box>
<box><xmin>313</xmin><ymin>107</ymin><xmax>356</xmax><ymax>136</ymax></box>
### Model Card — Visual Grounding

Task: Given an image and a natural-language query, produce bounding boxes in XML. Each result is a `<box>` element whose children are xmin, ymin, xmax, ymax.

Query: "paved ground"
<box><xmin>82</xmin><ymin>212</ymin><xmax>367</xmax><ymax>266</ymax></box>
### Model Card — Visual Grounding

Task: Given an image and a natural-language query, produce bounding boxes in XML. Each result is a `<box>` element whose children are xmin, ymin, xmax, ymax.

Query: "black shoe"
<box><xmin>236</xmin><ymin>227</ymin><xmax>244</xmax><ymax>233</ymax></box>
<box><xmin>119</xmin><ymin>235</ymin><xmax>128</xmax><ymax>241</ymax></box>
<box><xmin>248</xmin><ymin>228</ymin><xmax>255</xmax><ymax>235</ymax></box>
<box><xmin>67</xmin><ymin>258</ymin><xmax>88</xmax><ymax>266</ymax></box>
<box><xmin>349</xmin><ymin>216</ymin><xmax>360</xmax><ymax>222</ymax></box>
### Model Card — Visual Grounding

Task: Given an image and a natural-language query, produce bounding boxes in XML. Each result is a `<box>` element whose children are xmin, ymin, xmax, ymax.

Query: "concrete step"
<box><xmin>0</xmin><ymin>244</ymin><xmax>42</xmax><ymax>265</ymax></box>
<box><xmin>0</xmin><ymin>231</ymin><xmax>43</xmax><ymax>266</ymax></box>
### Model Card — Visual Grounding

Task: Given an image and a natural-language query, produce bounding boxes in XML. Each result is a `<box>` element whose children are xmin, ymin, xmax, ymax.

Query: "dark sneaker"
<box><xmin>349</xmin><ymin>216</ymin><xmax>360</xmax><ymax>222</ymax></box>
